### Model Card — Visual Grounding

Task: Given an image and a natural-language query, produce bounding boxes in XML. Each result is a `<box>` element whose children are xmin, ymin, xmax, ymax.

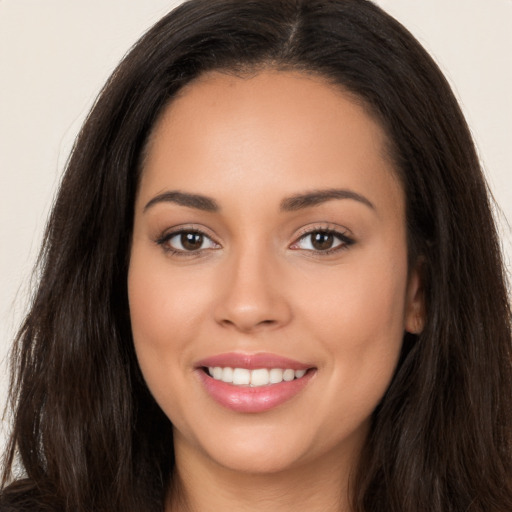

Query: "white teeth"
<box><xmin>283</xmin><ymin>369</ymin><xmax>295</xmax><ymax>382</ymax></box>
<box><xmin>221</xmin><ymin>367</ymin><xmax>233</xmax><ymax>383</ymax></box>
<box><xmin>269</xmin><ymin>368</ymin><xmax>283</xmax><ymax>383</ymax></box>
<box><xmin>250</xmin><ymin>368</ymin><xmax>269</xmax><ymax>386</ymax></box>
<box><xmin>232</xmin><ymin>368</ymin><xmax>250</xmax><ymax>385</ymax></box>
<box><xmin>207</xmin><ymin>366</ymin><xmax>308</xmax><ymax>386</ymax></box>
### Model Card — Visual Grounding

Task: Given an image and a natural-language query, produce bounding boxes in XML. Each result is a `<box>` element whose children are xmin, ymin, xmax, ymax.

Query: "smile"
<box><xmin>196</xmin><ymin>353</ymin><xmax>316</xmax><ymax>413</ymax></box>
<box><xmin>207</xmin><ymin>367</ymin><xmax>308</xmax><ymax>386</ymax></box>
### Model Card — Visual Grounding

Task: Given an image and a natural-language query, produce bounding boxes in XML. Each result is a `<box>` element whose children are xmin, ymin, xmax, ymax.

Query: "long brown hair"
<box><xmin>2</xmin><ymin>1</ymin><xmax>511</xmax><ymax>511</ymax></box>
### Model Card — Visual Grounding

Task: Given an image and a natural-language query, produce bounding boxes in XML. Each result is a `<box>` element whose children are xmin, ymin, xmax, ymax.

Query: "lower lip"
<box><xmin>197</xmin><ymin>369</ymin><xmax>315</xmax><ymax>413</ymax></box>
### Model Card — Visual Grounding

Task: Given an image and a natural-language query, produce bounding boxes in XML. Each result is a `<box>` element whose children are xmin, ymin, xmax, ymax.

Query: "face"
<box><xmin>128</xmin><ymin>70</ymin><xmax>424</xmax><ymax>476</ymax></box>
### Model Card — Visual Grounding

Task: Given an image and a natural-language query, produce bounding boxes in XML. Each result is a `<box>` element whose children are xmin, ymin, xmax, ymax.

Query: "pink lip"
<box><xmin>196</xmin><ymin>352</ymin><xmax>312</xmax><ymax>370</ymax></box>
<box><xmin>195</xmin><ymin>352</ymin><xmax>316</xmax><ymax>413</ymax></box>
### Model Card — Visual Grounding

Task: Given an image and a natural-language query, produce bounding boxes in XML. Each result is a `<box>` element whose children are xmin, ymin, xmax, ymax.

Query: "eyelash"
<box><xmin>155</xmin><ymin>228</ymin><xmax>219</xmax><ymax>256</ymax></box>
<box><xmin>290</xmin><ymin>227</ymin><xmax>355</xmax><ymax>255</ymax></box>
<box><xmin>155</xmin><ymin>226</ymin><xmax>355</xmax><ymax>256</ymax></box>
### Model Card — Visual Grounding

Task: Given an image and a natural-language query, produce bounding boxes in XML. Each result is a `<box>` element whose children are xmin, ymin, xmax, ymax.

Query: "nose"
<box><xmin>213</xmin><ymin>246</ymin><xmax>292</xmax><ymax>333</ymax></box>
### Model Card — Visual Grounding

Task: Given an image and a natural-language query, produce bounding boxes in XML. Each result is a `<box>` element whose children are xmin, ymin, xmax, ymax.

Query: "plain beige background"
<box><xmin>1</xmin><ymin>0</ymin><xmax>511</xmax><ymax>451</ymax></box>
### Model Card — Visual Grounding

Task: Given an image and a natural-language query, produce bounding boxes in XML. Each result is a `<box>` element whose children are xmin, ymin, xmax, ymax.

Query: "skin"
<box><xmin>128</xmin><ymin>70</ymin><xmax>424</xmax><ymax>511</ymax></box>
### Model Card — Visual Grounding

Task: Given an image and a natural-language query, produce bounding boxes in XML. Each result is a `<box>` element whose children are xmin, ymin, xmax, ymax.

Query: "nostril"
<box><xmin>218</xmin><ymin>316</ymin><xmax>278</xmax><ymax>332</ymax></box>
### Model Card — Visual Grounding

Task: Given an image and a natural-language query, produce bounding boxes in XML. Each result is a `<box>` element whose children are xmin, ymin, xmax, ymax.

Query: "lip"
<box><xmin>196</xmin><ymin>352</ymin><xmax>313</xmax><ymax>370</ymax></box>
<box><xmin>195</xmin><ymin>352</ymin><xmax>316</xmax><ymax>413</ymax></box>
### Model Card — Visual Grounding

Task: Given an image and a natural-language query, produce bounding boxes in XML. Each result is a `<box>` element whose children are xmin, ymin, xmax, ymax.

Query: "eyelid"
<box><xmin>289</xmin><ymin>223</ymin><xmax>355</xmax><ymax>254</ymax></box>
<box><xmin>154</xmin><ymin>222</ymin><xmax>354</xmax><ymax>256</ymax></box>
<box><xmin>155</xmin><ymin>224</ymin><xmax>221</xmax><ymax>255</ymax></box>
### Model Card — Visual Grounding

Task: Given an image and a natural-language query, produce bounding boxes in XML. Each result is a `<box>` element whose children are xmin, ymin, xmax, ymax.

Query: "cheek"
<box><xmin>298</xmin><ymin>245</ymin><xmax>408</xmax><ymax>343</ymax></box>
<box><xmin>128</xmin><ymin>265</ymin><xmax>202</xmax><ymax>437</ymax></box>
<box><xmin>296</xmin><ymin>246</ymin><xmax>408</xmax><ymax>409</ymax></box>
<box><xmin>127</xmin><ymin>243</ymin><xmax>234</xmax><ymax>425</ymax></box>
<box><xmin>128</xmin><ymin>247</ymin><xmax>213</xmax><ymax>348</ymax></box>
<box><xmin>127</xmin><ymin>249</ymin><xmax>204</xmax><ymax>402</ymax></box>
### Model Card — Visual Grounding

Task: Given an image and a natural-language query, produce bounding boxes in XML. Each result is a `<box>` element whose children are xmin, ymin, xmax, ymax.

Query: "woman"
<box><xmin>1</xmin><ymin>0</ymin><xmax>511</xmax><ymax>511</ymax></box>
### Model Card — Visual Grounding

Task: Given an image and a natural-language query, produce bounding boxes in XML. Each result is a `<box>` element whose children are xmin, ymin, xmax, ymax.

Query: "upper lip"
<box><xmin>195</xmin><ymin>352</ymin><xmax>314</xmax><ymax>371</ymax></box>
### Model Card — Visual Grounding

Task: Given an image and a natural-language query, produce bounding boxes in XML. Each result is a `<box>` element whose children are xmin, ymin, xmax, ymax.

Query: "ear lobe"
<box><xmin>404</xmin><ymin>260</ymin><xmax>426</xmax><ymax>334</ymax></box>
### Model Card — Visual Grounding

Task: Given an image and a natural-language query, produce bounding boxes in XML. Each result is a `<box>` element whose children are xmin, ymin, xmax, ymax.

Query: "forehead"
<box><xmin>138</xmin><ymin>70</ymin><xmax>402</xmax><ymax>215</ymax></box>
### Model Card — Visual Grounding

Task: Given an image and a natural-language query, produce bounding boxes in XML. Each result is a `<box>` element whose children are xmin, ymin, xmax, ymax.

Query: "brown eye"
<box><xmin>160</xmin><ymin>230</ymin><xmax>219</xmax><ymax>253</ymax></box>
<box><xmin>291</xmin><ymin>229</ymin><xmax>353</xmax><ymax>254</ymax></box>
<box><xmin>181</xmin><ymin>232</ymin><xmax>204</xmax><ymax>251</ymax></box>
<box><xmin>311</xmin><ymin>232</ymin><xmax>334</xmax><ymax>250</ymax></box>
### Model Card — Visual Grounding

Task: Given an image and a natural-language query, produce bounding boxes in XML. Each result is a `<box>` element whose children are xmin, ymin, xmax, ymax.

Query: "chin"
<box><xmin>173</xmin><ymin>411</ymin><xmax>367</xmax><ymax>478</ymax></box>
<box><xmin>206</xmin><ymin>442</ymin><xmax>310</xmax><ymax>475</ymax></box>
<box><xmin>173</xmin><ymin>416</ymin><xmax>317</xmax><ymax>474</ymax></box>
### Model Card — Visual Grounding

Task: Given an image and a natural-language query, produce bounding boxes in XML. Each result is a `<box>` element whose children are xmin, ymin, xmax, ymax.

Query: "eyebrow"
<box><xmin>143</xmin><ymin>188</ymin><xmax>375</xmax><ymax>214</ymax></box>
<box><xmin>144</xmin><ymin>191</ymin><xmax>219</xmax><ymax>213</ymax></box>
<box><xmin>280</xmin><ymin>189</ymin><xmax>375</xmax><ymax>211</ymax></box>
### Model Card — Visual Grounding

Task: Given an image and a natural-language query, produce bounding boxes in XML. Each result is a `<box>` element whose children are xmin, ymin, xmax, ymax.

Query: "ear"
<box><xmin>404</xmin><ymin>259</ymin><xmax>426</xmax><ymax>334</ymax></box>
